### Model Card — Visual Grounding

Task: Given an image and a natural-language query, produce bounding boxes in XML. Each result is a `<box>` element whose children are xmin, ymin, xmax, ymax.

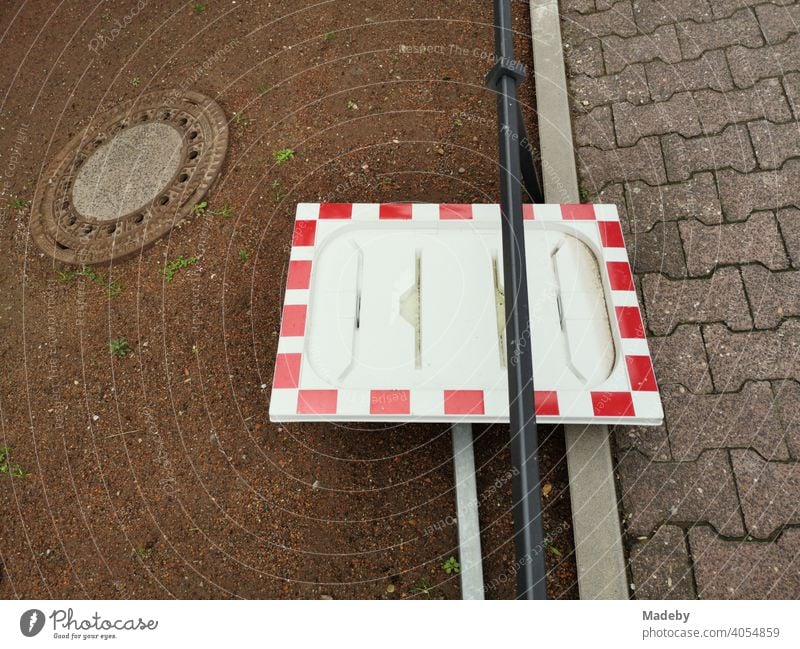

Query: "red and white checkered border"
<box><xmin>269</xmin><ymin>203</ymin><xmax>663</xmax><ymax>425</ymax></box>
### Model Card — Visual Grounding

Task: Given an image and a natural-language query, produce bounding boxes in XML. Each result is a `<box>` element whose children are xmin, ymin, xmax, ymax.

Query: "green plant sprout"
<box><xmin>161</xmin><ymin>255</ymin><xmax>198</xmax><ymax>282</ymax></box>
<box><xmin>238</xmin><ymin>248</ymin><xmax>250</xmax><ymax>262</ymax></box>
<box><xmin>8</xmin><ymin>197</ymin><xmax>28</xmax><ymax>211</ymax></box>
<box><xmin>273</xmin><ymin>148</ymin><xmax>294</xmax><ymax>165</ymax></box>
<box><xmin>0</xmin><ymin>447</ymin><xmax>28</xmax><ymax>478</ymax></box>
<box><xmin>109</xmin><ymin>338</ymin><xmax>131</xmax><ymax>357</ymax></box>
<box><xmin>441</xmin><ymin>556</ymin><xmax>460</xmax><ymax>575</ymax></box>
<box><xmin>192</xmin><ymin>201</ymin><xmax>208</xmax><ymax>216</ymax></box>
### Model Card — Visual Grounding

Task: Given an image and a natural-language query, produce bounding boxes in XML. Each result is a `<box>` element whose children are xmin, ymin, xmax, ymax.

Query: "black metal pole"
<box><xmin>486</xmin><ymin>0</ymin><xmax>547</xmax><ymax>600</ymax></box>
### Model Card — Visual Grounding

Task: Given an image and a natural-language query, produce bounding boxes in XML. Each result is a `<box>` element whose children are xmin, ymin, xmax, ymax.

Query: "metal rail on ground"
<box><xmin>529</xmin><ymin>0</ymin><xmax>629</xmax><ymax>600</ymax></box>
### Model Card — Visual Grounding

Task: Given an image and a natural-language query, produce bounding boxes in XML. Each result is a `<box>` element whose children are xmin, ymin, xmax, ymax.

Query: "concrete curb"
<box><xmin>529</xmin><ymin>0</ymin><xmax>630</xmax><ymax>600</ymax></box>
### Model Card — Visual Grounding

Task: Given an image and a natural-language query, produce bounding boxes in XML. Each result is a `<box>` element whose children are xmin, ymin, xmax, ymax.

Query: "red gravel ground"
<box><xmin>0</xmin><ymin>0</ymin><xmax>577</xmax><ymax>599</ymax></box>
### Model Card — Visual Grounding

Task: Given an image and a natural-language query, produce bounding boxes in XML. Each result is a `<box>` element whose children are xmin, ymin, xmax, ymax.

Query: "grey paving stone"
<box><xmin>573</xmin><ymin>105</ymin><xmax>617</xmax><ymax>148</ymax></box>
<box><xmin>604</xmin><ymin>24</ymin><xmax>682</xmax><ymax>75</ymax></box>
<box><xmin>711</xmin><ymin>0</ymin><xmax>793</xmax><ymax>19</ymax></box>
<box><xmin>677</xmin><ymin>8</ymin><xmax>763</xmax><ymax>59</ymax></box>
<box><xmin>646</xmin><ymin>49</ymin><xmax>733</xmax><ymax>102</ymax></box>
<box><xmin>615</xmin><ymin>422</ymin><xmax>672</xmax><ymax>460</ymax></box>
<box><xmin>772</xmin><ymin>379</ymin><xmax>800</xmax><ymax>459</ymax></box>
<box><xmin>718</xmin><ymin>160</ymin><xmax>800</xmax><ymax>221</ymax></box>
<box><xmin>748</xmin><ymin>119</ymin><xmax>800</xmax><ymax>170</ymax></box>
<box><xmin>613</xmin><ymin>91</ymin><xmax>702</xmax><ymax>146</ymax></box>
<box><xmin>704</xmin><ymin>320</ymin><xmax>800</xmax><ymax>391</ymax></box>
<box><xmin>777</xmin><ymin>207</ymin><xmax>800</xmax><ymax>268</ymax></box>
<box><xmin>784</xmin><ymin>72</ymin><xmax>800</xmax><ymax>119</ymax></box>
<box><xmin>741</xmin><ymin>264</ymin><xmax>800</xmax><ymax>329</ymax></box>
<box><xmin>755</xmin><ymin>2</ymin><xmax>800</xmax><ymax>44</ymax></box>
<box><xmin>727</xmin><ymin>34</ymin><xmax>800</xmax><ymax>89</ymax></box>
<box><xmin>627</xmin><ymin>172</ymin><xmax>721</xmax><ymax>232</ymax></box>
<box><xmin>565</xmin><ymin>38</ymin><xmax>606</xmax><ymax>77</ymax></box>
<box><xmin>680</xmin><ymin>211</ymin><xmax>789</xmax><ymax>275</ymax></box>
<box><xmin>649</xmin><ymin>324</ymin><xmax>715</xmax><ymax>393</ymax></box>
<box><xmin>690</xmin><ymin>526</ymin><xmax>800</xmax><ymax>599</ymax></box>
<box><xmin>731</xmin><ymin>449</ymin><xmax>800</xmax><ymax>538</ymax></box>
<box><xmin>576</xmin><ymin>135</ymin><xmax>667</xmax><ymax>190</ymax></box>
<box><xmin>626</xmin><ymin>221</ymin><xmax>687</xmax><ymax>277</ymax></box>
<box><xmin>617</xmin><ymin>449</ymin><xmax>745</xmax><ymax>536</ymax></box>
<box><xmin>632</xmin><ymin>0</ymin><xmax>712</xmax><ymax>33</ymax></box>
<box><xmin>693</xmin><ymin>79</ymin><xmax>792</xmax><ymax>133</ymax></box>
<box><xmin>564</xmin><ymin>0</ymin><xmax>598</xmax><ymax>14</ymax></box>
<box><xmin>662</xmin><ymin>124</ymin><xmax>756</xmax><ymax>183</ymax></box>
<box><xmin>562</xmin><ymin>1</ymin><xmax>638</xmax><ymax>46</ymax></box>
<box><xmin>663</xmin><ymin>381</ymin><xmax>789</xmax><ymax>461</ymax></box>
<box><xmin>629</xmin><ymin>525</ymin><xmax>696</xmax><ymax>599</ymax></box>
<box><xmin>642</xmin><ymin>267</ymin><xmax>752</xmax><ymax>335</ymax></box>
<box><xmin>595</xmin><ymin>182</ymin><xmax>630</xmax><ymax>228</ymax></box>
<box><xmin>569</xmin><ymin>64</ymin><xmax>650</xmax><ymax>110</ymax></box>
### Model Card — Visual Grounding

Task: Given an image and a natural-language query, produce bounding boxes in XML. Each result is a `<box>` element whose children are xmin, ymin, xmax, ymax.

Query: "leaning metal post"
<box><xmin>486</xmin><ymin>0</ymin><xmax>547</xmax><ymax>599</ymax></box>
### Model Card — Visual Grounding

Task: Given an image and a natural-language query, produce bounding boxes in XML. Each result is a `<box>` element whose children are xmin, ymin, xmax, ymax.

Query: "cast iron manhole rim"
<box><xmin>31</xmin><ymin>90</ymin><xmax>229</xmax><ymax>265</ymax></box>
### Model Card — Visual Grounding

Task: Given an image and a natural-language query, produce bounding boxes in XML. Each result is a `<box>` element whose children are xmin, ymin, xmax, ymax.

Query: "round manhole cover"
<box><xmin>32</xmin><ymin>90</ymin><xmax>228</xmax><ymax>265</ymax></box>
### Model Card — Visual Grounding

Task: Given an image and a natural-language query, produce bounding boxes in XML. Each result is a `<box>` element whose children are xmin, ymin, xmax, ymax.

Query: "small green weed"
<box><xmin>273</xmin><ymin>148</ymin><xmax>294</xmax><ymax>165</ymax></box>
<box><xmin>131</xmin><ymin>76</ymin><xmax>140</xmax><ymax>87</ymax></box>
<box><xmin>409</xmin><ymin>578</ymin><xmax>436</xmax><ymax>599</ymax></box>
<box><xmin>8</xmin><ymin>197</ymin><xmax>28</xmax><ymax>211</ymax></box>
<box><xmin>347</xmin><ymin>99</ymin><xmax>358</xmax><ymax>110</ymax></box>
<box><xmin>107</xmin><ymin>281</ymin><xmax>122</xmax><ymax>299</ymax></box>
<box><xmin>0</xmin><ymin>447</ymin><xmax>28</xmax><ymax>478</ymax></box>
<box><xmin>109</xmin><ymin>338</ymin><xmax>131</xmax><ymax>357</ymax></box>
<box><xmin>213</xmin><ymin>201</ymin><xmax>233</xmax><ymax>219</ymax></box>
<box><xmin>161</xmin><ymin>255</ymin><xmax>198</xmax><ymax>282</ymax></box>
<box><xmin>238</xmin><ymin>248</ymin><xmax>249</xmax><ymax>263</ymax></box>
<box><xmin>271</xmin><ymin>180</ymin><xmax>283</xmax><ymax>203</ymax></box>
<box><xmin>192</xmin><ymin>201</ymin><xmax>208</xmax><ymax>216</ymax></box>
<box><xmin>323</xmin><ymin>31</ymin><xmax>335</xmax><ymax>42</ymax></box>
<box><xmin>135</xmin><ymin>547</ymin><xmax>153</xmax><ymax>559</ymax></box>
<box><xmin>545</xmin><ymin>542</ymin><xmax>562</xmax><ymax>558</ymax></box>
<box><xmin>192</xmin><ymin>3</ymin><xmax>206</xmax><ymax>15</ymax></box>
<box><xmin>441</xmin><ymin>556</ymin><xmax>460</xmax><ymax>575</ymax></box>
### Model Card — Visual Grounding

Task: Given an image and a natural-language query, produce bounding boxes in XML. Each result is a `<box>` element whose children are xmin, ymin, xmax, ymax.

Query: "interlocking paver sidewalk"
<box><xmin>561</xmin><ymin>0</ymin><xmax>800</xmax><ymax>598</ymax></box>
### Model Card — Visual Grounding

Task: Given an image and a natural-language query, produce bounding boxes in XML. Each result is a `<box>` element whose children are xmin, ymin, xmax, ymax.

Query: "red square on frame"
<box><xmin>616</xmin><ymin>306</ymin><xmax>645</xmax><ymax>338</ymax></box>
<box><xmin>444</xmin><ymin>390</ymin><xmax>485</xmax><ymax>415</ymax></box>
<box><xmin>591</xmin><ymin>391</ymin><xmax>634</xmax><ymax>417</ymax></box>
<box><xmin>534</xmin><ymin>390</ymin><xmax>559</xmax><ymax>416</ymax></box>
<box><xmin>292</xmin><ymin>220</ymin><xmax>317</xmax><ymax>246</ymax></box>
<box><xmin>607</xmin><ymin>261</ymin><xmax>635</xmax><ymax>291</ymax></box>
<box><xmin>440</xmin><ymin>204</ymin><xmax>473</xmax><ymax>220</ymax></box>
<box><xmin>561</xmin><ymin>204</ymin><xmax>596</xmax><ymax>220</ymax></box>
<box><xmin>280</xmin><ymin>304</ymin><xmax>307</xmax><ymax>337</ymax></box>
<box><xmin>286</xmin><ymin>260</ymin><xmax>312</xmax><ymax>290</ymax></box>
<box><xmin>598</xmin><ymin>220</ymin><xmax>625</xmax><ymax>247</ymax></box>
<box><xmin>626</xmin><ymin>355</ymin><xmax>658</xmax><ymax>392</ymax></box>
<box><xmin>273</xmin><ymin>353</ymin><xmax>302</xmax><ymax>388</ymax></box>
<box><xmin>319</xmin><ymin>203</ymin><xmax>353</xmax><ymax>219</ymax></box>
<box><xmin>379</xmin><ymin>204</ymin><xmax>413</xmax><ymax>219</ymax></box>
<box><xmin>370</xmin><ymin>390</ymin><xmax>411</xmax><ymax>415</ymax></box>
<box><xmin>297</xmin><ymin>390</ymin><xmax>338</xmax><ymax>415</ymax></box>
